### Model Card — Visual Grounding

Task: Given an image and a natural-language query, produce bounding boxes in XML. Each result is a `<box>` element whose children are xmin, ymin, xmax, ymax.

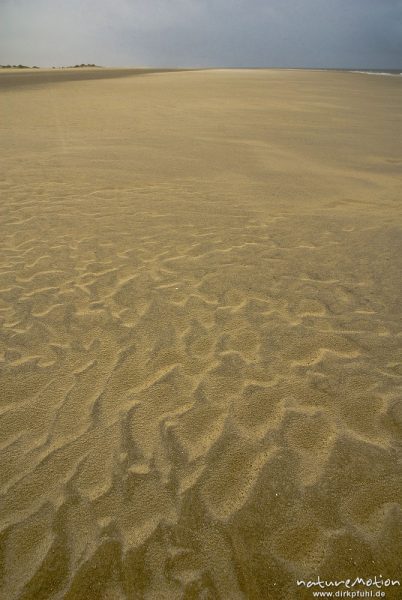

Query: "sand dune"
<box><xmin>0</xmin><ymin>68</ymin><xmax>401</xmax><ymax>599</ymax></box>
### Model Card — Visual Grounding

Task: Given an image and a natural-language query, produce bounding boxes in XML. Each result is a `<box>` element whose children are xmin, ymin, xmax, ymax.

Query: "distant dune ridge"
<box><xmin>0</xmin><ymin>68</ymin><xmax>401</xmax><ymax>599</ymax></box>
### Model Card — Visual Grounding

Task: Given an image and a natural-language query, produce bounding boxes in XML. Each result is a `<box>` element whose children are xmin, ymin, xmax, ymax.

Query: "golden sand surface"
<box><xmin>0</xmin><ymin>68</ymin><xmax>401</xmax><ymax>599</ymax></box>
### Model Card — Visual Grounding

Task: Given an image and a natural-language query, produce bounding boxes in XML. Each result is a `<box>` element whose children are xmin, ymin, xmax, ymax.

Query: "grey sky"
<box><xmin>1</xmin><ymin>0</ymin><xmax>401</xmax><ymax>68</ymax></box>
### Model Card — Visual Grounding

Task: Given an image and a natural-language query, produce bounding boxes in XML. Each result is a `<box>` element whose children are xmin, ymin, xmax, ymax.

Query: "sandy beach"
<box><xmin>0</xmin><ymin>68</ymin><xmax>401</xmax><ymax>599</ymax></box>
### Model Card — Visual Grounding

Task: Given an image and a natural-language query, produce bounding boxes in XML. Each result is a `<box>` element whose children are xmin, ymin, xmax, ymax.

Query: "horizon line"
<box><xmin>1</xmin><ymin>64</ymin><xmax>402</xmax><ymax>71</ymax></box>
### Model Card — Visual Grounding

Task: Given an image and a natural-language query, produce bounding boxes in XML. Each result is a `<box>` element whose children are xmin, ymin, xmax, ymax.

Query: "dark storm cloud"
<box><xmin>0</xmin><ymin>0</ymin><xmax>401</xmax><ymax>68</ymax></box>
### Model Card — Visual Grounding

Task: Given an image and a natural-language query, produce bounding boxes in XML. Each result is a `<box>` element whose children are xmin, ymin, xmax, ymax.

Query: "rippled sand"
<box><xmin>0</xmin><ymin>68</ymin><xmax>401</xmax><ymax>599</ymax></box>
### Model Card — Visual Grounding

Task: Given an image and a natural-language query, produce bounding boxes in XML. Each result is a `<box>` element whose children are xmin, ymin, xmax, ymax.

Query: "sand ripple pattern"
<box><xmin>0</xmin><ymin>181</ymin><xmax>401</xmax><ymax>600</ymax></box>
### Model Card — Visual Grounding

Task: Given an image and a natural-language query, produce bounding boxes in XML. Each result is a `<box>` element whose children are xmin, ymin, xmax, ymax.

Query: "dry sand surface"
<box><xmin>0</xmin><ymin>68</ymin><xmax>401</xmax><ymax>599</ymax></box>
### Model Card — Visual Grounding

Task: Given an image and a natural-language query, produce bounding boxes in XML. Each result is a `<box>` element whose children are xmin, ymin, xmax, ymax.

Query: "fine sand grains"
<box><xmin>0</xmin><ymin>69</ymin><xmax>401</xmax><ymax>599</ymax></box>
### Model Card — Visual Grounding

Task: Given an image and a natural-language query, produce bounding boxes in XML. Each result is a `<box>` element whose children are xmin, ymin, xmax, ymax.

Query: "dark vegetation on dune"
<box><xmin>1</xmin><ymin>64</ymin><xmax>101</xmax><ymax>69</ymax></box>
<box><xmin>67</xmin><ymin>63</ymin><xmax>101</xmax><ymax>68</ymax></box>
<box><xmin>0</xmin><ymin>64</ymin><xmax>39</xmax><ymax>69</ymax></box>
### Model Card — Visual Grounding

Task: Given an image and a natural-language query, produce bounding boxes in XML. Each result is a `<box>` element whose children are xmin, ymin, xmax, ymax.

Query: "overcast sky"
<box><xmin>1</xmin><ymin>0</ymin><xmax>401</xmax><ymax>69</ymax></box>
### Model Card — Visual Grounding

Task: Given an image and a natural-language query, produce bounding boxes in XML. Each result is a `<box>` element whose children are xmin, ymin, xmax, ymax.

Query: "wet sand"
<box><xmin>0</xmin><ymin>68</ymin><xmax>401</xmax><ymax>599</ymax></box>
